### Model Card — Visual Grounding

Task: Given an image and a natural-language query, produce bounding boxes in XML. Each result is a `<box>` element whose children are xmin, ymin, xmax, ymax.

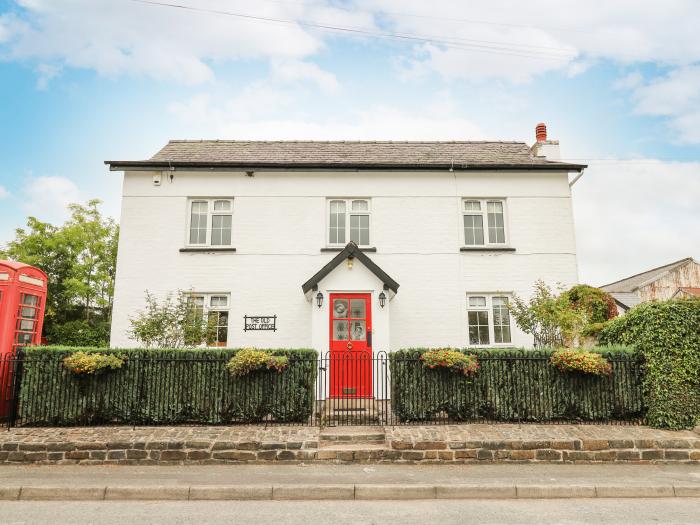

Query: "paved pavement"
<box><xmin>1</xmin><ymin>463</ymin><xmax>699</xmax><ymax>486</ymax></box>
<box><xmin>1</xmin><ymin>499</ymin><xmax>699</xmax><ymax>525</ymax></box>
<box><xmin>0</xmin><ymin>464</ymin><xmax>698</xmax><ymax>500</ymax></box>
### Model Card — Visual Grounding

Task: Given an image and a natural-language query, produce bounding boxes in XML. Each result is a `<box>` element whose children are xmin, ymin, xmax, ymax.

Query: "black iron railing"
<box><xmin>0</xmin><ymin>350</ymin><xmax>644</xmax><ymax>428</ymax></box>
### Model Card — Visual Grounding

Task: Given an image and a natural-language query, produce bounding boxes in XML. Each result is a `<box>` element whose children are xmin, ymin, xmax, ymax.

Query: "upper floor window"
<box><xmin>188</xmin><ymin>199</ymin><xmax>233</xmax><ymax>246</ymax></box>
<box><xmin>467</xmin><ymin>294</ymin><xmax>512</xmax><ymax>346</ymax></box>
<box><xmin>328</xmin><ymin>199</ymin><xmax>371</xmax><ymax>247</ymax></box>
<box><xmin>462</xmin><ymin>199</ymin><xmax>507</xmax><ymax>246</ymax></box>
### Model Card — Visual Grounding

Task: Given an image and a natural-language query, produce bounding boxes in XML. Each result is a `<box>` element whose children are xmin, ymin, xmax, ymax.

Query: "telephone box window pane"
<box><xmin>350</xmin><ymin>320</ymin><xmax>366</xmax><ymax>341</ymax></box>
<box><xmin>349</xmin><ymin>299</ymin><xmax>365</xmax><ymax>319</ymax></box>
<box><xmin>21</xmin><ymin>307</ymin><xmax>37</xmax><ymax>319</ymax></box>
<box><xmin>333</xmin><ymin>320</ymin><xmax>348</xmax><ymax>340</ymax></box>
<box><xmin>332</xmin><ymin>299</ymin><xmax>348</xmax><ymax>318</ymax></box>
<box><xmin>21</xmin><ymin>294</ymin><xmax>39</xmax><ymax>306</ymax></box>
<box><xmin>15</xmin><ymin>333</ymin><xmax>33</xmax><ymax>345</ymax></box>
<box><xmin>18</xmin><ymin>319</ymin><xmax>35</xmax><ymax>331</ymax></box>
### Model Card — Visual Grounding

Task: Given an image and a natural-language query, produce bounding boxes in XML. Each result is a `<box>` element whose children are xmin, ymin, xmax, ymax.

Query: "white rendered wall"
<box><xmin>110</xmin><ymin>168</ymin><xmax>579</xmax><ymax>351</ymax></box>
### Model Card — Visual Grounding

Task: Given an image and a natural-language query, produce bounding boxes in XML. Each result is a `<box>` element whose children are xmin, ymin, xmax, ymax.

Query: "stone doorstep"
<box><xmin>1</xmin><ymin>483</ymin><xmax>698</xmax><ymax>501</ymax></box>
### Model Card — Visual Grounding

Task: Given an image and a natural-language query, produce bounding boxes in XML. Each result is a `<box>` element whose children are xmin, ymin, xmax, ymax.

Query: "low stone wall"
<box><xmin>0</xmin><ymin>425</ymin><xmax>697</xmax><ymax>465</ymax></box>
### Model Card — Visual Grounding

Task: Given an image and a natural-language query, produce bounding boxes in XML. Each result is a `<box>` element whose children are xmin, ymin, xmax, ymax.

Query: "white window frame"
<box><xmin>186</xmin><ymin>198</ymin><xmax>234</xmax><ymax>247</ymax></box>
<box><xmin>462</xmin><ymin>198</ymin><xmax>508</xmax><ymax>247</ymax></box>
<box><xmin>466</xmin><ymin>293</ymin><xmax>513</xmax><ymax>347</ymax></box>
<box><xmin>326</xmin><ymin>198</ymin><xmax>371</xmax><ymax>248</ymax></box>
<box><xmin>188</xmin><ymin>292</ymin><xmax>230</xmax><ymax>347</ymax></box>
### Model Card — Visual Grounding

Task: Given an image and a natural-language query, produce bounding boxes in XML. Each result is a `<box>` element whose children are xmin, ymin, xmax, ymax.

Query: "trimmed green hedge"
<box><xmin>390</xmin><ymin>347</ymin><xmax>643</xmax><ymax>423</ymax></box>
<box><xmin>18</xmin><ymin>347</ymin><xmax>317</xmax><ymax>426</ymax></box>
<box><xmin>599</xmin><ymin>299</ymin><xmax>700</xmax><ymax>430</ymax></box>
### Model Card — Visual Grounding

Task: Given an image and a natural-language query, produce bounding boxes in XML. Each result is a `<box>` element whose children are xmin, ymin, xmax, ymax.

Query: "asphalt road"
<box><xmin>1</xmin><ymin>499</ymin><xmax>699</xmax><ymax>525</ymax></box>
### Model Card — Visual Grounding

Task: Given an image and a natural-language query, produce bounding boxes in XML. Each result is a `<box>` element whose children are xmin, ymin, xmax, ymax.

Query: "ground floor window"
<box><xmin>188</xmin><ymin>293</ymin><xmax>230</xmax><ymax>347</ymax></box>
<box><xmin>467</xmin><ymin>294</ymin><xmax>512</xmax><ymax>346</ymax></box>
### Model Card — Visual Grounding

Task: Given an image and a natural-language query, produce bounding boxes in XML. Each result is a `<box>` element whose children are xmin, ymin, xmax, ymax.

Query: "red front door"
<box><xmin>329</xmin><ymin>293</ymin><xmax>372</xmax><ymax>398</ymax></box>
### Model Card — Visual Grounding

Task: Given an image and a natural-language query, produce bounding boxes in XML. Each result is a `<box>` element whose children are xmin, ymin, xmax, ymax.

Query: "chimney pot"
<box><xmin>535</xmin><ymin>122</ymin><xmax>547</xmax><ymax>142</ymax></box>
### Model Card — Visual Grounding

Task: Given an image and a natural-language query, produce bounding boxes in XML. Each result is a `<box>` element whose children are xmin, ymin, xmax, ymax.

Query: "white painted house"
<box><xmin>106</xmin><ymin>125</ymin><xmax>585</xmax><ymax>356</ymax></box>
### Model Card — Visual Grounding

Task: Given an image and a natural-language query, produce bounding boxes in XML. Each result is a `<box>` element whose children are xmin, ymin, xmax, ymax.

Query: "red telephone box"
<box><xmin>0</xmin><ymin>261</ymin><xmax>48</xmax><ymax>356</ymax></box>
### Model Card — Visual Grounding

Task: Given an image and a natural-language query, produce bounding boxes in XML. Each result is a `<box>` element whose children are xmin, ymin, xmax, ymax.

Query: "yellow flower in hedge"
<box><xmin>226</xmin><ymin>348</ymin><xmax>289</xmax><ymax>376</ymax></box>
<box><xmin>63</xmin><ymin>351</ymin><xmax>125</xmax><ymax>376</ymax></box>
<box><xmin>550</xmin><ymin>349</ymin><xmax>612</xmax><ymax>376</ymax></box>
<box><xmin>420</xmin><ymin>349</ymin><xmax>479</xmax><ymax>376</ymax></box>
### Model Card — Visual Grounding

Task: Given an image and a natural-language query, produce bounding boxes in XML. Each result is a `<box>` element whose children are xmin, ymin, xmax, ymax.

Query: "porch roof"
<box><xmin>301</xmin><ymin>242</ymin><xmax>399</xmax><ymax>294</ymax></box>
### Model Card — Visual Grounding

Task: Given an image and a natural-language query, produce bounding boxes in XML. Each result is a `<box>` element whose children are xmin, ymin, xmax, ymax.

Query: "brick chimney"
<box><xmin>530</xmin><ymin>122</ymin><xmax>560</xmax><ymax>160</ymax></box>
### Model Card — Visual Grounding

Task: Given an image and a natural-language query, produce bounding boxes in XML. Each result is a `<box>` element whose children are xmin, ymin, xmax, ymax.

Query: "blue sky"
<box><xmin>0</xmin><ymin>0</ymin><xmax>699</xmax><ymax>284</ymax></box>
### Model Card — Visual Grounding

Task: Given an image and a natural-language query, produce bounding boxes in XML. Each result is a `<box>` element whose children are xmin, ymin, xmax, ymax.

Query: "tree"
<box><xmin>510</xmin><ymin>281</ymin><xmax>618</xmax><ymax>348</ymax></box>
<box><xmin>128</xmin><ymin>291</ymin><xmax>216</xmax><ymax>349</ymax></box>
<box><xmin>0</xmin><ymin>199</ymin><xmax>119</xmax><ymax>345</ymax></box>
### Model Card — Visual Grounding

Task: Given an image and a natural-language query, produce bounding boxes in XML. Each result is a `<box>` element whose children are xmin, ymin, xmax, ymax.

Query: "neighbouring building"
<box><xmin>106</xmin><ymin>123</ymin><xmax>585</xmax><ymax>356</ymax></box>
<box><xmin>601</xmin><ymin>257</ymin><xmax>700</xmax><ymax>314</ymax></box>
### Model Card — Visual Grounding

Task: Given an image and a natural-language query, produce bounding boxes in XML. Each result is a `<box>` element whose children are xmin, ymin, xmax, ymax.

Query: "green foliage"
<box><xmin>128</xmin><ymin>291</ymin><xmax>217</xmax><ymax>348</ymax></box>
<box><xmin>550</xmin><ymin>349</ymin><xmax>612</xmax><ymax>376</ymax></box>
<box><xmin>63</xmin><ymin>351</ymin><xmax>125</xmax><ymax>375</ymax></box>
<box><xmin>0</xmin><ymin>200</ymin><xmax>118</xmax><ymax>343</ymax></box>
<box><xmin>510</xmin><ymin>281</ymin><xmax>618</xmax><ymax>348</ymax></box>
<box><xmin>420</xmin><ymin>349</ymin><xmax>479</xmax><ymax>376</ymax></box>
<box><xmin>47</xmin><ymin>320</ymin><xmax>111</xmax><ymax>347</ymax></box>
<box><xmin>599</xmin><ymin>298</ymin><xmax>700</xmax><ymax>430</ymax></box>
<box><xmin>226</xmin><ymin>349</ymin><xmax>289</xmax><ymax>376</ymax></box>
<box><xmin>562</xmin><ymin>285</ymin><xmax>618</xmax><ymax>323</ymax></box>
<box><xmin>19</xmin><ymin>347</ymin><xmax>317</xmax><ymax>425</ymax></box>
<box><xmin>390</xmin><ymin>347</ymin><xmax>642</xmax><ymax>423</ymax></box>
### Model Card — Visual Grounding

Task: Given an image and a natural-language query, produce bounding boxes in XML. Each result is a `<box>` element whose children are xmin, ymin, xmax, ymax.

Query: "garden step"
<box><xmin>320</xmin><ymin>426</ymin><xmax>387</xmax><ymax>447</ymax></box>
<box><xmin>320</xmin><ymin>443</ymin><xmax>389</xmax><ymax>451</ymax></box>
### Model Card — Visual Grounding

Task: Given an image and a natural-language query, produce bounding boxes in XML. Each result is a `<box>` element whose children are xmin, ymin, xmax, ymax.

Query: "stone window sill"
<box><xmin>179</xmin><ymin>247</ymin><xmax>237</xmax><ymax>253</ymax></box>
<box><xmin>460</xmin><ymin>246</ymin><xmax>516</xmax><ymax>252</ymax></box>
<box><xmin>321</xmin><ymin>247</ymin><xmax>377</xmax><ymax>252</ymax></box>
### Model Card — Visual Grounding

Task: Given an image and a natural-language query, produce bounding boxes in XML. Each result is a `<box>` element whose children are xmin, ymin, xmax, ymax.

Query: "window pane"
<box><xmin>464</xmin><ymin>200</ymin><xmax>481</xmax><ymax>211</ymax></box>
<box><xmin>463</xmin><ymin>215</ymin><xmax>484</xmax><ymax>245</ymax></box>
<box><xmin>213</xmin><ymin>200</ymin><xmax>231</xmax><ymax>211</ymax></box>
<box><xmin>468</xmin><ymin>310</ymin><xmax>490</xmax><ymax>345</ymax></box>
<box><xmin>332</xmin><ymin>299</ymin><xmax>348</xmax><ymax>318</ymax></box>
<box><xmin>350</xmin><ymin>214</ymin><xmax>370</xmax><ymax>246</ymax></box>
<box><xmin>493</xmin><ymin>296</ymin><xmax>512</xmax><ymax>344</ymax></box>
<box><xmin>211</xmin><ymin>214</ymin><xmax>232</xmax><ymax>246</ymax></box>
<box><xmin>329</xmin><ymin>201</ymin><xmax>346</xmax><ymax>244</ymax></box>
<box><xmin>349</xmin><ymin>299</ymin><xmax>365</xmax><ymax>318</ymax></box>
<box><xmin>333</xmin><ymin>320</ymin><xmax>348</xmax><ymax>340</ymax></box>
<box><xmin>468</xmin><ymin>296</ymin><xmax>487</xmax><ymax>307</ymax></box>
<box><xmin>487</xmin><ymin>201</ymin><xmax>505</xmax><ymax>244</ymax></box>
<box><xmin>351</xmin><ymin>200</ymin><xmax>369</xmax><ymax>212</ymax></box>
<box><xmin>350</xmin><ymin>320</ymin><xmax>366</xmax><ymax>340</ymax></box>
<box><xmin>210</xmin><ymin>295</ymin><xmax>228</xmax><ymax>307</ymax></box>
<box><xmin>21</xmin><ymin>294</ymin><xmax>39</xmax><ymax>306</ymax></box>
<box><xmin>190</xmin><ymin>201</ymin><xmax>208</xmax><ymax>244</ymax></box>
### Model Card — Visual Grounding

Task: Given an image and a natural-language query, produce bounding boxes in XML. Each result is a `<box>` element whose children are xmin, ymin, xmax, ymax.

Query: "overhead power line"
<box><xmin>127</xmin><ymin>0</ymin><xmax>579</xmax><ymax>61</ymax></box>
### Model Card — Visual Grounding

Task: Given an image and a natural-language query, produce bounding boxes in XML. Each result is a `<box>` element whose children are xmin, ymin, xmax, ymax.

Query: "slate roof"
<box><xmin>106</xmin><ymin>140</ymin><xmax>586</xmax><ymax>170</ymax></box>
<box><xmin>600</xmin><ymin>257</ymin><xmax>695</xmax><ymax>293</ymax></box>
<box><xmin>609</xmin><ymin>292</ymin><xmax>642</xmax><ymax>310</ymax></box>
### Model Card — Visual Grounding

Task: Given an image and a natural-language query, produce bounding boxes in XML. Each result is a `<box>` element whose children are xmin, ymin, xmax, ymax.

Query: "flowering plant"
<box><xmin>226</xmin><ymin>348</ymin><xmax>289</xmax><ymax>377</ymax></box>
<box><xmin>420</xmin><ymin>349</ymin><xmax>479</xmax><ymax>376</ymax></box>
<box><xmin>550</xmin><ymin>349</ymin><xmax>612</xmax><ymax>376</ymax></box>
<box><xmin>63</xmin><ymin>351</ymin><xmax>125</xmax><ymax>376</ymax></box>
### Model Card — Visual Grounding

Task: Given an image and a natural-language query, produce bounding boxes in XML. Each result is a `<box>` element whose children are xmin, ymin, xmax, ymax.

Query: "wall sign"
<box><xmin>244</xmin><ymin>315</ymin><xmax>277</xmax><ymax>332</ymax></box>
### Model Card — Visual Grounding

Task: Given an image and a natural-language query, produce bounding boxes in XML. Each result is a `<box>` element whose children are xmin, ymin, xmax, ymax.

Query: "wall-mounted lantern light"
<box><xmin>347</xmin><ymin>256</ymin><xmax>354</xmax><ymax>269</ymax></box>
<box><xmin>316</xmin><ymin>291</ymin><xmax>324</xmax><ymax>308</ymax></box>
<box><xmin>378</xmin><ymin>291</ymin><xmax>386</xmax><ymax>308</ymax></box>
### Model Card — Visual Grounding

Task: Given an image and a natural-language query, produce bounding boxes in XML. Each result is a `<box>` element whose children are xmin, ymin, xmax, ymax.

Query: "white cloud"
<box><xmin>169</xmin><ymin>90</ymin><xmax>484</xmax><ymax>140</ymax></box>
<box><xmin>363</xmin><ymin>0</ymin><xmax>700</xmax><ymax>83</ymax></box>
<box><xmin>0</xmin><ymin>185</ymin><xmax>8</xmax><ymax>199</ymax></box>
<box><xmin>630</xmin><ymin>65</ymin><xmax>700</xmax><ymax>143</ymax></box>
<box><xmin>572</xmin><ymin>159</ymin><xmax>700</xmax><ymax>285</ymax></box>
<box><xmin>0</xmin><ymin>0</ymin><xmax>372</xmax><ymax>85</ymax></box>
<box><xmin>21</xmin><ymin>175</ymin><xmax>82</xmax><ymax>223</ymax></box>
<box><xmin>271</xmin><ymin>60</ymin><xmax>339</xmax><ymax>93</ymax></box>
